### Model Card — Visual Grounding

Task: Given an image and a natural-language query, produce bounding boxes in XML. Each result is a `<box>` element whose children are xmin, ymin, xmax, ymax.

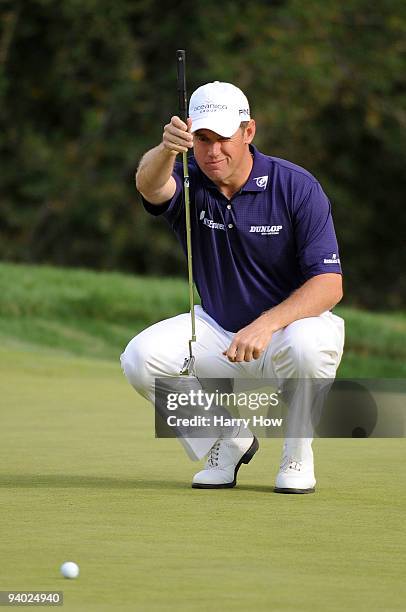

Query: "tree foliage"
<box><xmin>0</xmin><ymin>0</ymin><xmax>405</xmax><ymax>307</ymax></box>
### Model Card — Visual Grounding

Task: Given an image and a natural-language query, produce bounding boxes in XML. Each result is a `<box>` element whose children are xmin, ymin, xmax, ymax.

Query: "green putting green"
<box><xmin>1</xmin><ymin>347</ymin><xmax>405</xmax><ymax>611</ymax></box>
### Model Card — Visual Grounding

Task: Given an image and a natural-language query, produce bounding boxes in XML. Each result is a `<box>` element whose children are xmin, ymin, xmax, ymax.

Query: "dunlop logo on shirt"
<box><xmin>249</xmin><ymin>225</ymin><xmax>283</xmax><ymax>236</ymax></box>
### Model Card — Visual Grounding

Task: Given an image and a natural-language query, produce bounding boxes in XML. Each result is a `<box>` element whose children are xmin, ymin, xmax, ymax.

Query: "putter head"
<box><xmin>180</xmin><ymin>356</ymin><xmax>196</xmax><ymax>377</ymax></box>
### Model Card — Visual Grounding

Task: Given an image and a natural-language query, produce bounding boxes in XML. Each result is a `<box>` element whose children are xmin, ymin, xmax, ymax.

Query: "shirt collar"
<box><xmin>196</xmin><ymin>144</ymin><xmax>271</xmax><ymax>192</ymax></box>
<box><xmin>242</xmin><ymin>145</ymin><xmax>271</xmax><ymax>192</ymax></box>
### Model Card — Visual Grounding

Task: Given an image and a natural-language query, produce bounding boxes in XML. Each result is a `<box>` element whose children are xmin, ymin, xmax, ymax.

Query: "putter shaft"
<box><xmin>177</xmin><ymin>49</ymin><xmax>196</xmax><ymax>373</ymax></box>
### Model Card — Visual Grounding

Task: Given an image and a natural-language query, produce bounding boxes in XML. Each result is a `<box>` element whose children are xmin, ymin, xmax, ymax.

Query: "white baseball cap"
<box><xmin>189</xmin><ymin>81</ymin><xmax>251</xmax><ymax>137</ymax></box>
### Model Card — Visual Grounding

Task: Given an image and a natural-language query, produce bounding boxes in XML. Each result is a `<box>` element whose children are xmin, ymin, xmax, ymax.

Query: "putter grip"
<box><xmin>176</xmin><ymin>49</ymin><xmax>187</xmax><ymax>122</ymax></box>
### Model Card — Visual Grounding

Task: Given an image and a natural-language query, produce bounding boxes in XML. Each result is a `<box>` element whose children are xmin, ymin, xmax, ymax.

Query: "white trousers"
<box><xmin>121</xmin><ymin>306</ymin><xmax>345</xmax><ymax>460</ymax></box>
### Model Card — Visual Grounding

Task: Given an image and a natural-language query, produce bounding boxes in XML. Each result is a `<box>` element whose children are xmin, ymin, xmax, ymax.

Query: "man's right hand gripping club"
<box><xmin>135</xmin><ymin>116</ymin><xmax>193</xmax><ymax>205</ymax></box>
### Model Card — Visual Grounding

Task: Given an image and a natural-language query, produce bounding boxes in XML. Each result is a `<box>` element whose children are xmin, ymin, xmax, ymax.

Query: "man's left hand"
<box><xmin>223</xmin><ymin>313</ymin><xmax>275</xmax><ymax>362</ymax></box>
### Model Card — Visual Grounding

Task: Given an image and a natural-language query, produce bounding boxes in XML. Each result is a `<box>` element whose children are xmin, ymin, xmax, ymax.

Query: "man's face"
<box><xmin>192</xmin><ymin>121</ymin><xmax>255</xmax><ymax>184</ymax></box>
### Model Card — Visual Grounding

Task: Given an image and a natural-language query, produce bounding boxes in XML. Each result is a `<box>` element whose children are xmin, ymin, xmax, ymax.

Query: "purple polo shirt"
<box><xmin>142</xmin><ymin>145</ymin><xmax>342</xmax><ymax>332</ymax></box>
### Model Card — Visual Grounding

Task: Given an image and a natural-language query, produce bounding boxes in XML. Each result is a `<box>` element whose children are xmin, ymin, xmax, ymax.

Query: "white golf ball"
<box><xmin>60</xmin><ymin>561</ymin><xmax>79</xmax><ymax>579</ymax></box>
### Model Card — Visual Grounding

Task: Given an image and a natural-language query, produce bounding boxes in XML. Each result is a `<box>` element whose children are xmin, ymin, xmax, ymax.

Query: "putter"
<box><xmin>176</xmin><ymin>49</ymin><xmax>196</xmax><ymax>376</ymax></box>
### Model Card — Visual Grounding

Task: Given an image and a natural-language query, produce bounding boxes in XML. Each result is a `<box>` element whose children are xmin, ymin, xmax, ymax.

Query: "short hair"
<box><xmin>240</xmin><ymin>121</ymin><xmax>249</xmax><ymax>131</ymax></box>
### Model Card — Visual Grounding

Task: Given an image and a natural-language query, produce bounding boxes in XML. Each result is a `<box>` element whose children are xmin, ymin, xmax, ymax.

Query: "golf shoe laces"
<box><xmin>280</xmin><ymin>457</ymin><xmax>303</xmax><ymax>472</ymax></box>
<box><xmin>207</xmin><ymin>441</ymin><xmax>221</xmax><ymax>467</ymax></box>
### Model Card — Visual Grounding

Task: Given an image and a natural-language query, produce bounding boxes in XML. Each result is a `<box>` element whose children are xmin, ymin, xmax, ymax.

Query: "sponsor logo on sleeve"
<box><xmin>323</xmin><ymin>253</ymin><xmax>341</xmax><ymax>264</ymax></box>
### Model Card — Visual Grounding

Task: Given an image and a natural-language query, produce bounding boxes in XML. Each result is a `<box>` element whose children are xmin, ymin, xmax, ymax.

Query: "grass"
<box><xmin>0</xmin><ymin>262</ymin><xmax>406</xmax><ymax>375</ymax></box>
<box><xmin>0</xmin><ymin>263</ymin><xmax>405</xmax><ymax>609</ymax></box>
<box><xmin>1</xmin><ymin>346</ymin><xmax>405</xmax><ymax>611</ymax></box>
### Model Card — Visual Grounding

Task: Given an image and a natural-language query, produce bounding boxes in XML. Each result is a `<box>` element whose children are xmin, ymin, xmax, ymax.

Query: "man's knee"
<box><xmin>276</xmin><ymin>324</ymin><xmax>340</xmax><ymax>377</ymax></box>
<box><xmin>120</xmin><ymin>335</ymin><xmax>154</xmax><ymax>393</ymax></box>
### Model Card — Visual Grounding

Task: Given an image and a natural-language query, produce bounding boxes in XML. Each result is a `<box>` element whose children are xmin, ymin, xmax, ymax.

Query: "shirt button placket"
<box><xmin>226</xmin><ymin>203</ymin><xmax>233</xmax><ymax>230</ymax></box>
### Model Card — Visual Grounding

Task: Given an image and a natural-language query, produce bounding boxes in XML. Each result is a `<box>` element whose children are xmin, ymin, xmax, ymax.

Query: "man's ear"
<box><xmin>244</xmin><ymin>119</ymin><xmax>256</xmax><ymax>144</ymax></box>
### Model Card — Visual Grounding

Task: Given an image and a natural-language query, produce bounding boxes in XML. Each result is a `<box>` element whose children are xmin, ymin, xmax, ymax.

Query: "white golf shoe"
<box><xmin>274</xmin><ymin>441</ymin><xmax>316</xmax><ymax>494</ymax></box>
<box><xmin>192</xmin><ymin>432</ymin><xmax>259</xmax><ymax>489</ymax></box>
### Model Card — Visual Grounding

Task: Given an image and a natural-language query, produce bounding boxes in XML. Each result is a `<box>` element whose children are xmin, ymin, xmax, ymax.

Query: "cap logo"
<box><xmin>193</xmin><ymin>103</ymin><xmax>228</xmax><ymax>113</ymax></box>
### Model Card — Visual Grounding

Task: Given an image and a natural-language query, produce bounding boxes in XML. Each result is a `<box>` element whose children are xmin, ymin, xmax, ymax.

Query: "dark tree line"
<box><xmin>1</xmin><ymin>0</ymin><xmax>405</xmax><ymax>308</ymax></box>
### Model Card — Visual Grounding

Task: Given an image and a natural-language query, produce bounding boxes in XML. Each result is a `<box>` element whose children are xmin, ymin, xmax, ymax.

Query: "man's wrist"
<box><xmin>261</xmin><ymin>309</ymin><xmax>281</xmax><ymax>333</ymax></box>
<box><xmin>160</xmin><ymin>141</ymin><xmax>180</xmax><ymax>157</ymax></box>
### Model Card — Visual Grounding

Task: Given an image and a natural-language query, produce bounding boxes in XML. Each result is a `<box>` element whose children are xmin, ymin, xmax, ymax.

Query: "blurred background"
<box><xmin>0</xmin><ymin>0</ymin><xmax>405</xmax><ymax>309</ymax></box>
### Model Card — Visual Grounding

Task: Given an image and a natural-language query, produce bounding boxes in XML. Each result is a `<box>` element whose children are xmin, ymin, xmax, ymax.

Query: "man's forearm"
<box><xmin>135</xmin><ymin>143</ymin><xmax>177</xmax><ymax>200</ymax></box>
<box><xmin>262</xmin><ymin>273</ymin><xmax>343</xmax><ymax>333</ymax></box>
<box><xmin>223</xmin><ymin>274</ymin><xmax>343</xmax><ymax>363</ymax></box>
<box><xmin>135</xmin><ymin>116</ymin><xmax>193</xmax><ymax>203</ymax></box>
